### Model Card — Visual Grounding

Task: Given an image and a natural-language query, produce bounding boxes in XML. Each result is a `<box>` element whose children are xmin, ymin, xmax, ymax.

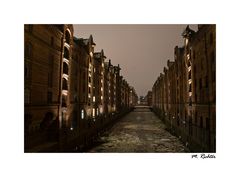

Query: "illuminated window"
<box><xmin>92</xmin><ymin>108</ymin><xmax>95</xmax><ymax>117</ymax></box>
<box><xmin>93</xmin><ymin>96</ymin><xmax>95</xmax><ymax>102</ymax></box>
<box><xmin>81</xmin><ymin>109</ymin><xmax>84</xmax><ymax>119</ymax></box>
<box><xmin>96</xmin><ymin>108</ymin><xmax>99</xmax><ymax>116</ymax></box>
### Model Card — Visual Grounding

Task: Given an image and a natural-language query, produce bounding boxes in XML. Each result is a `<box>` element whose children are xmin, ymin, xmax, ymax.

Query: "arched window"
<box><xmin>64</xmin><ymin>47</ymin><xmax>69</xmax><ymax>59</ymax></box>
<box><xmin>63</xmin><ymin>62</ymin><xmax>68</xmax><ymax>75</ymax></box>
<box><xmin>65</xmin><ymin>30</ymin><xmax>70</xmax><ymax>44</ymax></box>
<box><xmin>62</xmin><ymin>78</ymin><xmax>68</xmax><ymax>90</ymax></box>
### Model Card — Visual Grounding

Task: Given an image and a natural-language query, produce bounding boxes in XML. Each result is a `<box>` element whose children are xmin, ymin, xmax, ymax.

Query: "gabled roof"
<box><xmin>182</xmin><ymin>25</ymin><xmax>195</xmax><ymax>38</ymax></box>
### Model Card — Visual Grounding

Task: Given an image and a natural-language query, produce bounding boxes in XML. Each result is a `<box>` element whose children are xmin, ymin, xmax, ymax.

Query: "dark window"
<box><xmin>189</xmin><ymin>97</ymin><xmax>192</xmax><ymax>106</ymax></box>
<box><xmin>194</xmin><ymin>79</ymin><xmax>197</xmax><ymax>89</ymax></box>
<box><xmin>75</xmin><ymin>68</ymin><xmax>78</xmax><ymax>76</ymax></box>
<box><xmin>65</xmin><ymin>30</ymin><xmax>70</xmax><ymax>44</ymax></box>
<box><xmin>47</xmin><ymin>92</ymin><xmax>52</xmax><ymax>103</ymax></box>
<box><xmin>62</xmin><ymin>96</ymin><xmax>67</xmax><ymax>107</ymax></box>
<box><xmin>72</xmin><ymin>111</ymin><xmax>78</xmax><ymax>128</ymax></box>
<box><xmin>48</xmin><ymin>72</ymin><xmax>52</xmax><ymax>87</ymax></box>
<box><xmin>24</xmin><ymin>64</ymin><xmax>29</xmax><ymax>79</ymax></box>
<box><xmin>199</xmin><ymin>78</ymin><xmax>202</xmax><ymax>89</ymax></box>
<box><xmin>212</xmin><ymin>72</ymin><xmax>216</xmax><ymax>82</ymax></box>
<box><xmin>195</xmin><ymin>111</ymin><xmax>198</xmax><ymax>125</ymax></box>
<box><xmin>74</xmin><ymin>83</ymin><xmax>77</xmax><ymax>92</ymax></box>
<box><xmin>24</xmin><ymin>114</ymin><xmax>32</xmax><ymax>134</ymax></box>
<box><xmin>210</xmin><ymin>32</ymin><xmax>214</xmax><ymax>45</ymax></box>
<box><xmin>62</xmin><ymin>78</ymin><xmax>68</xmax><ymax>90</ymax></box>
<box><xmin>188</xmin><ymin>71</ymin><xmax>191</xmax><ymax>80</ymax></box>
<box><xmin>205</xmin><ymin>76</ymin><xmax>208</xmax><ymax>88</ymax></box>
<box><xmin>189</xmin><ymin>117</ymin><xmax>193</xmax><ymax>136</ymax></box>
<box><xmin>25</xmin><ymin>43</ymin><xmax>32</xmax><ymax>59</ymax></box>
<box><xmin>28</xmin><ymin>25</ymin><xmax>33</xmax><ymax>33</ymax></box>
<box><xmin>200</xmin><ymin>116</ymin><xmax>203</xmax><ymax>128</ymax></box>
<box><xmin>64</xmin><ymin>47</ymin><xmax>69</xmax><ymax>59</ymax></box>
<box><xmin>194</xmin><ymin>65</ymin><xmax>196</xmax><ymax>75</ymax></box>
<box><xmin>63</xmin><ymin>62</ymin><xmax>68</xmax><ymax>75</ymax></box>
<box><xmin>25</xmin><ymin>89</ymin><xmax>30</xmax><ymax>104</ymax></box>
<box><xmin>189</xmin><ymin>83</ymin><xmax>192</xmax><ymax>92</ymax></box>
<box><xmin>51</xmin><ymin>37</ymin><xmax>54</xmax><ymax>46</ymax></box>
<box><xmin>88</xmin><ymin>87</ymin><xmax>91</xmax><ymax>94</ymax></box>
<box><xmin>89</xmin><ymin>76</ymin><xmax>91</xmax><ymax>83</ymax></box>
<box><xmin>206</xmin><ymin>117</ymin><xmax>210</xmax><ymax>130</ymax></box>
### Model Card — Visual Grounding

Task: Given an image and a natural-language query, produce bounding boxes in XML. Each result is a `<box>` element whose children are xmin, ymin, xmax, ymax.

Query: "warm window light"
<box><xmin>81</xmin><ymin>110</ymin><xmax>84</xmax><ymax>119</ymax></box>
<box><xmin>100</xmin><ymin>106</ymin><xmax>103</xmax><ymax>114</ymax></box>
<box><xmin>93</xmin><ymin>96</ymin><xmax>95</xmax><ymax>102</ymax></box>
<box><xmin>92</xmin><ymin>108</ymin><xmax>95</xmax><ymax>117</ymax></box>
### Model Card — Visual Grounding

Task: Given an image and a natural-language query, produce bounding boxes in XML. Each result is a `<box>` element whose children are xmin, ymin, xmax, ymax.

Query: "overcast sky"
<box><xmin>73</xmin><ymin>24</ymin><xmax>198</xmax><ymax>96</ymax></box>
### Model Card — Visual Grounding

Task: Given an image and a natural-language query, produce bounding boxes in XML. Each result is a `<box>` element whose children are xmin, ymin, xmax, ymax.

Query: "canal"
<box><xmin>88</xmin><ymin>106</ymin><xmax>188</xmax><ymax>152</ymax></box>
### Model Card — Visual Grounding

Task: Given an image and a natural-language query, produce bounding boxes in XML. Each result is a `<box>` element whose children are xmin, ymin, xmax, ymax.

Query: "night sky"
<box><xmin>73</xmin><ymin>25</ymin><xmax>197</xmax><ymax>96</ymax></box>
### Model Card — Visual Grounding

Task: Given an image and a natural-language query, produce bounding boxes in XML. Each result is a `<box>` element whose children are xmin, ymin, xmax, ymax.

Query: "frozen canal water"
<box><xmin>88</xmin><ymin>106</ymin><xmax>188</xmax><ymax>152</ymax></box>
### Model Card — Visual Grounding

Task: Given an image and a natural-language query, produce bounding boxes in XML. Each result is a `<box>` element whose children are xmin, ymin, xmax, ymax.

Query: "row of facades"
<box><xmin>24</xmin><ymin>24</ymin><xmax>138</xmax><ymax>152</ymax></box>
<box><xmin>152</xmin><ymin>25</ymin><xmax>216</xmax><ymax>152</ymax></box>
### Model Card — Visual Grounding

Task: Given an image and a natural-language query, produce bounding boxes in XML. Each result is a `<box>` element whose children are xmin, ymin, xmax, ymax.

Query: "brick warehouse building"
<box><xmin>24</xmin><ymin>25</ymin><xmax>137</xmax><ymax>152</ymax></box>
<box><xmin>152</xmin><ymin>25</ymin><xmax>216</xmax><ymax>152</ymax></box>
